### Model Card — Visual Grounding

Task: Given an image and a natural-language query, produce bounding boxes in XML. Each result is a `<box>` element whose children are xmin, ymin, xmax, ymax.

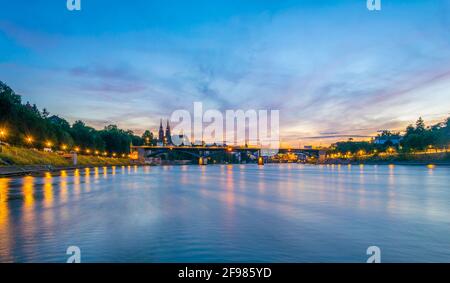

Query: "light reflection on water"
<box><xmin>0</xmin><ymin>164</ymin><xmax>449</xmax><ymax>263</ymax></box>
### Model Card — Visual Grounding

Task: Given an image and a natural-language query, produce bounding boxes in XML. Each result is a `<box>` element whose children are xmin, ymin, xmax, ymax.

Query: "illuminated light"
<box><xmin>86</xmin><ymin>149</ymin><xmax>91</xmax><ymax>154</ymax></box>
<box><xmin>103</xmin><ymin>152</ymin><xmax>108</xmax><ymax>156</ymax></box>
<box><xmin>74</xmin><ymin>147</ymin><xmax>80</xmax><ymax>152</ymax></box>
<box><xmin>22</xmin><ymin>176</ymin><xmax>35</xmax><ymax>209</ymax></box>
<box><xmin>0</xmin><ymin>179</ymin><xmax>11</xmax><ymax>227</ymax></box>
<box><xmin>61</xmin><ymin>144</ymin><xmax>67</xmax><ymax>150</ymax></box>
<box><xmin>0</xmin><ymin>129</ymin><xmax>6</xmax><ymax>137</ymax></box>
<box><xmin>112</xmin><ymin>153</ymin><xmax>117</xmax><ymax>157</ymax></box>
<box><xmin>26</xmin><ymin>136</ymin><xmax>33</xmax><ymax>144</ymax></box>
<box><xmin>427</xmin><ymin>164</ymin><xmax>436</xmax><ymax>169</ymax></box>
<box><xmin>227</xmin><ymin>147</ymin><xmax>233</xmax><ymax>152</ymax></box>
<box><xmin>46</xmin><ymin>141</ymin><xmax>53</xmax><ymax>147</ymax></box>
<box><xmin>258</xmin><ymin>157</ymin><xmax>264</xmax><ymax>166</ymax></box>
<box><xmin>121</xmin><ymin>154</ymin><xmax>125</xmax><ymax>158</ymax></box>
<box><xmin>95</xmin><ymin>151</ymin><xmax>99</xmax><ymax>155</ymax></box>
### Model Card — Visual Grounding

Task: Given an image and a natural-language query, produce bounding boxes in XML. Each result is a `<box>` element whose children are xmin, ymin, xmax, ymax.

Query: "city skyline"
<box><xmin>1</xmin><ymin>0</ymin><xmax>450</xmax><ymax>146</ymax></box>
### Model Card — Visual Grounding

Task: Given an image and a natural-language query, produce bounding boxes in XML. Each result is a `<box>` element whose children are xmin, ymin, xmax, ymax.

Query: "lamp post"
<box><xmin>0</xmin><ymin>129</ymin><xmax>5</xmax><ymax>152</ymax></box>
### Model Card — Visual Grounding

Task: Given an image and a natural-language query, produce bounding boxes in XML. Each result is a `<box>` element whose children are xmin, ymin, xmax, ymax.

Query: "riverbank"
<box><xmin>323</xmin><ymin>152</ymin><xmax>450</xmax><ymax>166</ymax></box>
<box><xmin>0</xmin><ymin>145</ymin><xmax>134</xmax><ymax>177</ymax></box>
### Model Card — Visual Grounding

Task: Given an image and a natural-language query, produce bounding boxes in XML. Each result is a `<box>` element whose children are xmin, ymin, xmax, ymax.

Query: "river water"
<box><xmin>0</xmin><ymin>164</ymin><xmax>449</xmax><ymax>262</ymax></box>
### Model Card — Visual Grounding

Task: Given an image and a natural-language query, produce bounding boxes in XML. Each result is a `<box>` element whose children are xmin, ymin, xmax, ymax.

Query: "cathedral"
<box><xmin>158</xmin><ymin>119</ymin><xmax>172</xmax><ymax>146</ymax></box>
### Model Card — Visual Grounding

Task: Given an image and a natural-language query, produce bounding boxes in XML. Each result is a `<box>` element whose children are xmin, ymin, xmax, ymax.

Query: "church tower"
<box><xmin>165</xmin><ymin>120</ymin><xmax>172</xmax><ymax>145</ymax></box>
<box><xmin>158</xmin><ymin>119</ymin><xmax>164</xmax><ymax>144</ymax></box>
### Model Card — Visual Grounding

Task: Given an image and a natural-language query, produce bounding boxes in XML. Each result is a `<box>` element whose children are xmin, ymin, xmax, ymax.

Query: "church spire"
<box><xmin>165</xmin><ymin>119</ymin><xmax>172</xmax><ymax>145</ymax></box>
<box><xmin>158</xmin><ymin>118</ymin><xmax>164</xmax><ymax>144</ymax></box>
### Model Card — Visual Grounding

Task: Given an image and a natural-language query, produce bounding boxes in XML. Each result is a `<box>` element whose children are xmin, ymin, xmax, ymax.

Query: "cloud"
<box><xmin>1</xmin><ymin>2</ymin><xmax>450</xmax><ymax>146</ymax></box>
<box><xmin>69</xmin><ymin>65</ymin><xmax>140</xmax><ymax>81</ymax></box>
<box><xmin>79</xmin><ymin>82</ymin><xmax>147</xmax><ymax>94</ymax></box>
<box><xmin>0</xmin><ymin>21</ymin><xmax>59</xmax><ymax>51</ymax></box>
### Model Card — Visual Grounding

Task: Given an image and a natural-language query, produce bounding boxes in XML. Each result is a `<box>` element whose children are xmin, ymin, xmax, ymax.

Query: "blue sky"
<box><xmin>0</xmin><ymin>0</ymin><xmax>449</xmax><ymax>146</ymax></box>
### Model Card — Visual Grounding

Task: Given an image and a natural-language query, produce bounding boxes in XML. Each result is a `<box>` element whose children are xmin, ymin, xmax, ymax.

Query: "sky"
<box><xmin>0</xmin><ymin>0</ymin><xmax>449</xmax><ymax>146</ymax></box>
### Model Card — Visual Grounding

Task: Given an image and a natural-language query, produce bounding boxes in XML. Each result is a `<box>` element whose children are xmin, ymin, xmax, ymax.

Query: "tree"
<box><xmin>0</xmin><ymin>81</ymin><xmax>146</xmax><ymax>152</ymax></box>
<box><xmin>142</xmin><ymin>130</ymin><xmax>154</xmax><ymax>145</ymax></box>
<box><xmin>415</xmin><ymin>117</ymin><xmax>425</xmax><ymax>133</ymax></box>
<box><xmin>42</xmin><ymin>108</ymin><xmax>50</xmax><ymax>119</ymax></box>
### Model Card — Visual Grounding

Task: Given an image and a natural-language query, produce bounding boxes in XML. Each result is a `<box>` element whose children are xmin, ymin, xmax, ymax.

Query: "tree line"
<box><xmin>332</xmin><ymin>116</ymin><xmax>450</xmax><ymax>154</ymax></box>
<box><xmin>0</xmin><ymin>81</ymin><xmax>153</xmax><ymax>154</ymax></box>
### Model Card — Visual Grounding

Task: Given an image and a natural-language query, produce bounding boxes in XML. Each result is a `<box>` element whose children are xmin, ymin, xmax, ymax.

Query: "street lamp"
<box><xmin>0</xmin><ymin>129</ymin><xmax>6</xmax><ymax>152</ymax></box>
<box><xmin>46</xmin><ymin>141</ymin><xmax>53</xmax><ymax>148</ymax></box>
<box><xmin>0</xmin><ymin>129</ymin><xmax>7</xmax><ymax>140</ymax></box>
<box><xmin>26</xmin><ymin>136</ymin><xmax>33</xmax><ymax>144</ymax></box>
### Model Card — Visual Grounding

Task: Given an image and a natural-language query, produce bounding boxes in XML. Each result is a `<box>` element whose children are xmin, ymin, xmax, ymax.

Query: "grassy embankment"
<box><xmin>0</xmin><ymin>145</ymin><xmax>132</xmax><ymax>167</ymax></box>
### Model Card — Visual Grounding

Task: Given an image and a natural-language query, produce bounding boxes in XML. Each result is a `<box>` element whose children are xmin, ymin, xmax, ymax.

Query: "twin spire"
<box><xmin>158</xmin><ymin>118</ymin><xmax>172</xmax><ymax>145</ymax></box>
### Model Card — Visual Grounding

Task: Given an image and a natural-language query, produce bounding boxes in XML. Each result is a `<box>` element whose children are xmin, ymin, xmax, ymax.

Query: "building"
<box><xmin>157</xmin><ymin>119</ymin><xmax>173</xmax><ymax>146</ymax></box>
<box><xmin>373</xmin><ymin>135</ymin><xmax>402</xmax><ymax>145</ymax></box>
<box><xmin>158</xmin><ymin>119</ymin><xmax>164</xmax><ymax>145</ymax></box>
<box><xmin>165</xmin><ymin>120</ymin><xmax>172</xmax><ymax>145</ymax></box>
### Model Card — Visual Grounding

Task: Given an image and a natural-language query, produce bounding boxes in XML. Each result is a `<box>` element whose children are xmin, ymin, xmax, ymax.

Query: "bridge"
<box><xmin>130</xmin><ymin>145</ymin><xmax>326</xmax><ymax>165</ymax></box>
